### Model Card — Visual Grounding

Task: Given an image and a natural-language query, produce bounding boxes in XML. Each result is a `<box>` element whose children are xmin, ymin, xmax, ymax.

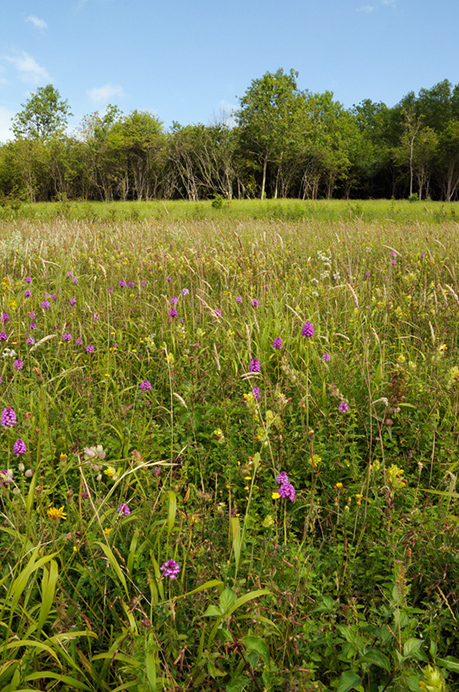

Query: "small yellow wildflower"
<box><xmin>272</xmin><ymin>492</ymin><xmax>280</xmax><ymax>500</ymax></box>
<box><xmin>47</xmin><ymin>506</ymin><xmax>67</xmax><ymax>522</ymax></box>
<box><xmin>309</xmin><ymin>454</ymin><xmax>322</xmax><ymax>468</ymax></box>
<box><xmin>104</xmin><ymin>466</ymin><xmax>121</xmax><ymax>481</ymax></box>
<box><xmin>334</xmin><ymin>482</ymin><xmax>343</xmax><ymax>489</ymax></box>
<box><xmin>103</xmin><ymin>527</ymin><xmax>113</xmax><ymax>536</ymax></box>
<box><xmin>59</xmin><ymin>453</ymin><xmax>68</xmax><ymax>462</ymax></box>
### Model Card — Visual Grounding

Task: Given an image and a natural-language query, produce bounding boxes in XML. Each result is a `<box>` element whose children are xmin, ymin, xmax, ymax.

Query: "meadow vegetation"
<box><xmin>0</xmin><ymin>199</ymin><xmax>458</xmax><ymax>691</ymax></box>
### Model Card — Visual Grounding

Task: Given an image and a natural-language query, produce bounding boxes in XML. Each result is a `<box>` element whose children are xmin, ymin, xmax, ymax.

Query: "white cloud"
<box><xmin>26</xmin><ymin>15</ymin><xmax>48</xmax><ymax>30</ymax></box>
<box><xmin>4</xmin><ymin>51</ymin><xmax>50</xmax><ymax>84</ymax></box>
<box><xmin>0</xmin><ymin>106</ymin><xmax>14</xmax><ymax>144</ymax></box>
<box><xmin>87</xmin><ymin>84</ymin><xmax>125</xmax><ymax>103</ymax></box>
<box><xmin>358</xmin><ymin>5</ymin><xmax>375</xmax><ymax>12</ymax></box>
<box><xmin>381</xmin><ymin>0</ymin><xmax>396</xmax><ymax>4</ymax></box>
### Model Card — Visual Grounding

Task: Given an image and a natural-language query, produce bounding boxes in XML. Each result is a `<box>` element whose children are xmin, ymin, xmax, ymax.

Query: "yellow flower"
<box><xmin>103</xmin><ymin>527</ymin><xmax>113</xmax><ymax>536</ymax></box>
<box><xmin>47</xmin><ymin>506</ymin><xmax>67</xmax><ymax>522</ymax></box>
<box><xmin>272</xmin><ymin>492</ymin><xmax>280</xmax><ymax>500</ymax></box>
<box><xmin>309</xmin><ymin>454</ymin><xmax>322</xmax><ymax>468</ymax></box>
<box><xmin>60</xmin><ymin>453</ymin><xmax>68</xmax><ymax>462</ymax></box>
<box><xmin>334</xmin><ymin>482</ymin><xmax>343</xmax><ymax>489</ymax></box>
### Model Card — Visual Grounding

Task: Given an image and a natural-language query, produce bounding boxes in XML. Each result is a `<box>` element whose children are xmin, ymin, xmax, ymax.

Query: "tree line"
<box><xmin>1</xmin><ymin>70</ymin><xmax>459</xmax><ymax>203</ymax></box>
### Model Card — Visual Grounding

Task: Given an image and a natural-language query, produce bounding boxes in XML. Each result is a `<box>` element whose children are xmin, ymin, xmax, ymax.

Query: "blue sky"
<box><xmin>1</xmin><ymin>0</ymin><xmax>458</xmax><ymax>142</ymax></box>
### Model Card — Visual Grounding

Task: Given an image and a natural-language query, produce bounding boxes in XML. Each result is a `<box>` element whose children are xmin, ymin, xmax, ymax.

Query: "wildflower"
<box><xmin>447</xmin><ymin>366</ymin><xmax>459</xmax><ymax>388</ymax></box>
<box><xmin>84</xmin><ymin>445</ymin><xmax>106</xmax><ymax>460</ymax></box>
<box><xmin>170</xmin><ymin>296</ymin><xmax>178</xmax><ymax>304</ymax></box>
<box><xmin>128</xmin><ymin>280</ymin><xmax>135</xmax><ymax>288</ymax></box>
<box><xmin>182</xmin><ymin>288</ymin><xmax>189</xmax><ymax>295</ymax></box>
<box><xmin>390</xmin><ymin>251</ymin><xmax>396</xmax><ymax>257</ymax></box>
<box><xmin>213</xmin><ymin>428</ymin><xmax>225</xmax><ymax>443</ymax></box>
<box><xmin>75</xmin><ymin>337</ymin><xmax>83</xmax><ymax>346</ymax></box>
<box><xmin>30</xmin><ymin>322</ymin><xmax>37</xmax><ymax>330</ymax></box>
<box><xmin>385</xmin><ymin>464</ymin><xmax>407</xmax><ymax>491</ymax></box>
<box><xmin>47</xmin><ymin>506</ymin><xmax>67</xmax><ymax>522</ymax></box>
<box><xmin>24</xmin><ymin>289</ymin><xmax>31</xmax><ymax>298</ymax></box>
<box><xmin>334</xmin><ymin>482</ymin><xmax>343</xmax><ymax>489</ymax></box>
<box><xmin>62</xmin><ymin>332</ymin><xmax>72</xmax><ymax>342</ymax></box>
<box><xmin>41</xmin><ymin>300</ymin><xmax>50</xmax><ymax>310</ymax></box>
<box><xmin>391</xmin><ymin>259</ymin><xmax>397</xmax><ymax>265</ymax></box>
<box><xmin>141</xmin><ymin>280</ymin><xmax>147</xmax><ymax>286</ymax></box>
<box><xmin>29</xmin><ymin>311</ymin><xmax>36</xmax><ymax>319</ymax></box>
<box><xmin>338</xmin><ymin>401</ymin><xmax>349</xmax><ymax>413</ymax></box>
<box><xmin>52</xmin><ymin>293</ymin><xmax>57</xmax><ymax>301</ymax></box>
<box><xmin>309</xmin><ymin>454</ymin><xmax>322</xmax><ymax>468</ymax></box>
<box><xmin>321</xmin><ymin>352</ymin><xmax>331</xmax><ymax>362</ymax></box>
<box><xmin>86</xmin><ymin>343</ymin><xmax>95</xmax><ymax>353</ymax></box>
<box><xmin>169</xmin><ymin>307</ymin><xmax>178</xmax><ymax>318</ymax></box>
<box><xmin>139</xmin><ymin>378</ymin><xmax>152</xmax><ymax>391</ymax></box>
<box><xmin>1</xmin><ymin>407</ymin><xmax>17</xmax><ymax>428</ymax></box>
<box><xmin>0</xmin><ymin>469</ymin><xmax>13</xmax><ymax>486</ymax></box>
<box><xmin>272</xmin><ymin>491</ymin><xmax>280</xmax><ymax>500</ymax></box>
<box><xmin>119</xmin><ymin>280</ymin><xmax>126</xmax><ymax>288</ymax></box>
<box><xmin>235</xmin><ymin>296</ymin><xmax>242</xmax><ymax>303</ymax></box>
<box><xmin>250</xmin><ymin>298</ymin><xmax>259</xmax><ymax>307</ymax></box>
<box><xmin>272</xmin><ymin>336</ymin><xmax>282</xmax><ymax>349</ymax></box>
<box><xmin>166</xmin><ymin>276</ymin><xmax>172</xmax><ymax>282</ymax></box>
<box><xmin>276</xmin><ymin>472</ymin><xmax>289</xmax><ymax>485</ymax></box>
<box><xmin>252</xmin><ymin>386</ymin><xmax>261</xmax><ymax>399</ymax></box>
<box><xmin>215</xmin><ymin>308</ymin><xmax>222</xmax><ymax>316</ymax></box>
<box><xmin>104</xmin><ymin>466</ymin><xmax>119</xmax><ymax>480</ymax></box>
<box><xmin>160</xmin><ymin>558</ymin><xmax>180</xmax><ymax>579</ymax></box>
<box><xmin>13</xmin><ymin>359</ymin><xmax>23</xmax><ymax>370</ymax></box>
<box><xmin>25</xmin><ymin>276</ymin><xmax>32</xmax><ymax>283</ymax></box>
<box><xmin>69</xmin><ymin>298</ymin><xmax>77</xmax><ymax>306</ymax></box>
<box><xmin>67</xmin><ymin>271</ymin><xmax>73</xmax><ymax>277</ymax></box>
<box><xmin>302</xmin><ymin>322</ymin><xmax>314</xmax><ymax>338</ymax></box>
<box><xmin>2</xmin><ymin>347</ymin><xmax>16</xmax><ymax>358</ymax></box>
<box><xmin>118</xmin><ymin>503</ymin><xmax>131</xmax><ymax>516</ymax></box>
<box><xmin>278</xmin><ymin>481</ymin><xmax>295</xmax><ymax>502</ymax></box>
<box><xmin>93</xmin><ymin>313</ymin><xmax>99</xmax><ymax>319</ymax></box>
<box><xmin>153</xmin><ymin>466</ymin><xmax>161</xmax><ymax>476</ymax></box>
<box><xmin>108</xmin><ymin>288</ymin><xmax>114</xmax><ymax>293</ymax></box>
<box><xmin>103</xmin><ymin>527</ymin><xmax>113</xmax><ymax>536</ymax></box>
<box><xmin>13</xmin><ymin>439</ymin><xmax>26</xmax><ymax>455</ymax></box>
<box><xmin>72</xmin><ymin>276</ymin><xmax>78</xmax><ymax>284</ymax></box>
<box><xmin>364</xmin><ymin>272</ymin><xmax>370</xmax><ymax>278</ymax></box>
<box><xmin>249</xmin><ymin>358</ymin><xmax>261</xmax><ymax>373</ymax></box>
<box><xmin>0</xmin><ymin>332</ymin><xmax>6</xmax><ymax>341</ymax></box>
<box><xmin>2</xmin><ymin>312</ymin><xmax>9</xmax><ymax>323</ymax></box>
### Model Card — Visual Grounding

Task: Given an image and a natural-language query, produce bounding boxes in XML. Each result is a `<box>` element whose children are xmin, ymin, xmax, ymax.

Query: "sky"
<box><xmin>1</xmin><ymin>0</ymin><xmax>458</xmax><ymax>143</ymax></box>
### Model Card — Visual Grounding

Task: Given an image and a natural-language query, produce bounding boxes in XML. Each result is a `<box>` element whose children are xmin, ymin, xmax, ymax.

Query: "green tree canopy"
<box><xmin>12</xmin><ymin>84</ymin><xmax>72</xmax><ymax>141</ymax></box>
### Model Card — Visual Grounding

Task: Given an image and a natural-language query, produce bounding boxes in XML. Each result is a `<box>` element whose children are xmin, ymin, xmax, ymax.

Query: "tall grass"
<box><xmin>0</xmin><ymin>212</ymin><xmax>458</xmax><ymax>690</ymax></box>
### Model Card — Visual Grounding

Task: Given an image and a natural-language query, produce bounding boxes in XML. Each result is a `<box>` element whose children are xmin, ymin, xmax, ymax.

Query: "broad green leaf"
<box><xmin>438</xmin><ymin>656</ymin><xmax>459</xmax><ymax>672</ymax></box>
<box><xmin>226</xmin><ymin>674</ymin><xmax>250</xmax><ymax>692</ymax></box>
<box><xmin>203</xmin><ymin>604</ymin><xmax>223</xmax><ymax>618</ymax></box>
<box><xmin>228</xmin><ymin>588</ymin><xmax>272</xmax><ymax>616</ymax></box>
<box><xmin>359</xmin><ymin>649</ymin><xmax>391</xmax><ymax>671</ymax></box>
<box><xmin>403</xmin><ymin>638</ymin><xmax>423</xmax><ymax>658</ymax></box>
<box><xmin>336</xmin><ymin>670</ymin><xmax>362</xmax><ymax>692</ymax></box>
<box><xmin>220</xmin><ymin>587</ymin><xmax>237</xmax><ymax>614</ymax></box>
<box><xmin>241</xmin><ymin>635</ymin><xmax>270</xmax><ymax>663</ymax></box>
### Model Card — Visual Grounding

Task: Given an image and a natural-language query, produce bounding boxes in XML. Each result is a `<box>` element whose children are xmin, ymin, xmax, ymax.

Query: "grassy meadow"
<box><xmin>0</xmin><ymin>200</ymin><xmax>459</xmax><ymax>691</ymax></box>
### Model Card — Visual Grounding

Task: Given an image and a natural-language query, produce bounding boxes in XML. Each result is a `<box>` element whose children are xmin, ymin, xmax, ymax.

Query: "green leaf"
<box><xmin>358</xmin><ymin>649</ymin><xmax>391</xmax><ymax>671</ymax></box>
<box><xmin>336</xmin><ymin>670</ymin><xmax>362</xmax><ymax>692</ymax></box>
<box><xmin>438</xmin><ymin>656</ymin><xmax>459</xmax><ymax>672</ymax></box>
<box><xmin>241</xmin><ymin>635</ymin><xmax>270</xmax><ymax>664</ymax></box>
<box><xmin>220</xmin><ymin>587</ymin><xmax>237</xmax><ymax>614</ymax></box>
<box><xmin>226</xmin><ymin>674</ymin><xmax>250</xmax><ymax>692</ymax></box>
<box><xmin>167</xmin><ymin>490</ymin><xmax>177</xmax><ymax>535</ymax></box>
<box><xmin>94</xmin><ymin>541</ymin><xmax>129</xmax><ymax>599</ymax></box>
<box><xmin>227</xmin><ymin>589</ymin><xmax>272</xmax><ymax>616</ymax></box>
<box><xmin>203</xmin><ymin>605</ymin><xmax>223</xmax><ymax>618</ymax></box>
<box><xmin>403</xmin><ymin>638</ymin><xmax>423</xmax><ymax>658</ymax></box>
